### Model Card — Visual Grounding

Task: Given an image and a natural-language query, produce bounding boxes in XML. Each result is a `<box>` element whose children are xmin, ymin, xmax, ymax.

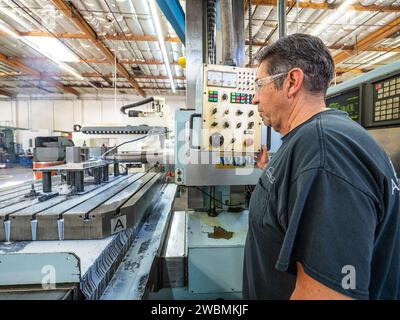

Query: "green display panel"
<box><xmin>326</xmin><ymin>88</ymin><xmax>360</xmax><ymax>122</ymax></box>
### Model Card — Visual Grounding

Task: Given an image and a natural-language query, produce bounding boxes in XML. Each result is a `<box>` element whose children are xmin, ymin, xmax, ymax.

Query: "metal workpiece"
<box><xmin>33</xmin><ymin>159</ymin><xmax>113</xmax><ymax>172</ymax></box>
<box><xmin>0</xmin><ymin>172</ymin><xmax>168</xmax><ymax>241</ymax></box>
<box><xmin>66</xmin><ymin>146</ymin><xmax>82</xmax><ymax>164</ymax></box>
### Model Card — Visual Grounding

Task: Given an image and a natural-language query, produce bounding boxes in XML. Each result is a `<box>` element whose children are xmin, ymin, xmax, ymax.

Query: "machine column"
<box><xmin>114</xmin><ymin>162</ymin><xmax>120</xmax><ymax>177</ymax></box>
<box><xmin>103</xmin><ymin>165</ymin><xmax>109</xmax><ymax>181</ymax></box>
<box><xmin>42</xmin><ymin>172</ymin><xmax>52</xmax><ymax>193</ymax></box>
<box><xmin>75</xmin><ymin>171</ymin><xmax>84</xmax><ymax>192</ymax></box>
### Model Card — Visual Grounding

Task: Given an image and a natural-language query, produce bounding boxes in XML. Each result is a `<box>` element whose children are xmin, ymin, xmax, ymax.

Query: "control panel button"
<box><xmin>209</xmin><ymin>133</ymin><xmax>224</xmax><ymax>147</ymax></box>
<box><xmin>236</xmin><ymin>123</ymin><xmax>242</xmax><ymax>128</ymax></box>
<box><xmin>223</xmin><ymin>122</ymin><xmax>230</xmax><ymax>128</ymax></box>
<box><xmin>236</xmin><ymin>110</ymin><xmax>243</xmax><ymax>116</ymax></box>
<box><xmin>248</xmin><ymin>122</ymin><xmax>254</xmax><ymax>129</ymax></box>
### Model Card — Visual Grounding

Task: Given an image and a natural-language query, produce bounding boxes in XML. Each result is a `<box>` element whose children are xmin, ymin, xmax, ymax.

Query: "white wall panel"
<box><xmin>0</xmin><ymin>101</ymin><xmax>13</xmax><ymax>127</ymax></box>
<box><xmin>82</xmin><ymin>100</ymin><xmax>102</xmax><ymax>125</ymax></box>
<box><xmin>54</xmin><ymin>100</ymin><xmax>74</xmax><ymax>131</ymax></box>
<box><xmin>30</xmin><ymin>100</ymin><xmax>53</xmax><ymax>130</ymax></box>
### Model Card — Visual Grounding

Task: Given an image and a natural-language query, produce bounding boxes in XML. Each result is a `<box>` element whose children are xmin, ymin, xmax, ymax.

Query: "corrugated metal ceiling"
<box><xmin>0</xmin><ymin>0</ymin><xmax>399</xmax><ymax>97</ymax></box>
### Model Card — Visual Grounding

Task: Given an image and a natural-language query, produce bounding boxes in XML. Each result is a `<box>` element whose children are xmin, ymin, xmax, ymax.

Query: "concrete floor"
<box><xmin>0</xmin><ymin>166</ymin><xmax>34</xmax><ymax>189</ymax></box>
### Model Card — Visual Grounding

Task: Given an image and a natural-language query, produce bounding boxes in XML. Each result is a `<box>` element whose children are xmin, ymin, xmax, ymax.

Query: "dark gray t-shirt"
<box><xmin>243</xmin><ymin>109</ymin><xmax>400</xmax><ymax>300</ymax></box>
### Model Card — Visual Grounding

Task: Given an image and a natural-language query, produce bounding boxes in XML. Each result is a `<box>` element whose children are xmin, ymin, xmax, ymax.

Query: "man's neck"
<box><xmin>281</xmin><ymin>93</ymin><xmax>328</xmax><ymax>136</ymax></box>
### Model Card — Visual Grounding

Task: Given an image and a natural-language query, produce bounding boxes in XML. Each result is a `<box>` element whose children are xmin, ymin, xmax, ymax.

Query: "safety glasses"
<box><xmin>254</xmin><ymin>72</ymin><xmax>287</xmax><ymax>93</ymax></box>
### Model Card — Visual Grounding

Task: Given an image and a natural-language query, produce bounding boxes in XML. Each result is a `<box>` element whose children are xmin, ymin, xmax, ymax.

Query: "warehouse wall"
<box><xmin>0</xmin><ymin>95</ymin><xmax>186</xmax><ymax>149</ymax></box>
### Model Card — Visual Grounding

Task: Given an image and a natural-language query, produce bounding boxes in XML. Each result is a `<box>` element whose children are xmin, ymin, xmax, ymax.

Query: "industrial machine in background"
<box><xmin>33</xmin><ymin>136</ymin><xmax>75</xmax><ymax>162</ymax></box>
<box><xmin>326</xmin><ymin>60</ymin><xmax>400</xmax><ymax>173</ymax></box>
<box><xmin>72</xmin><ymin>96</ymin><xmax>173</xmax><ymax>173</ymax></box>
<box><xmin>32</xmin><ymin>136</ymin><xmax>75</xmax><ymax>180</ymax></box>
<box><xmin>0</xmin><ymin>127</ymin><xmax>16</xmax><ymax>168</ymax></box>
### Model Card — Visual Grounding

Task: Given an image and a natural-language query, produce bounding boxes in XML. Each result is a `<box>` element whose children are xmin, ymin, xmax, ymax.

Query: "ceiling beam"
<box><xmin>0</xmin><ymin>53</ymin><xmax>40</xmax><ymax>77</ymax></box>
<box><xmin>335</xmin><ymin>67</ymin><xmax>371</xmax><ymax>75</ymax></box>
<box><xmin>0</xmin><ymin>87</ymin><xmax>15</xmax><ymax>97</ymax></box>
<box><xmin>22</xmin><ymin>57</ymin><xmax>179</xmax><ymax>66</ymax></box>
<box><xmin>251</xmin><ymin>0</ymin><xmax>400</xmax><ymax>12</ymax></box>
<box><xmin>245</xmin><ymin>40</ymin><xmax>400</xmax><ymax>52</ymax></box>
<box><xmin>0</xmin><ymin>31</ymin><xmax>180</xmax><ymax>43</ymax></box>
<box><xmin>0</xmin><ymin>53</ymin><xmax>79</xmax><ymax>95</ymax></box>
<box><xmin>51</xmin><ymin>0</ymin><xmax>145</xmax><ymax>97</ymax></box>
<box><xmin>0</xmin><ymin>72</ymin><xmax>186</xmax><ymax>81</ymax></box>
<box><xmin>334</xmin><ymin>16</ymin><xmax>400</xmax><ymax>65</ymax></box>
<box><xmin>7</xmin><ymin>84</ymin><xmax>185</xmax><ymax>91</ymax></box>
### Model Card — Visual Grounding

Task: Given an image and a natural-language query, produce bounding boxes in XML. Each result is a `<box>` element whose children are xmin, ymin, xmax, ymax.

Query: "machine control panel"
<box><xmin>201</xmin><ymin>64</ymin><xmax>261</xmax><ymax>154</ymax></box>
<box><xmin>373</xmin><ymin>75</ymin><xmax>400</xmax><ymax>123</ymax></box>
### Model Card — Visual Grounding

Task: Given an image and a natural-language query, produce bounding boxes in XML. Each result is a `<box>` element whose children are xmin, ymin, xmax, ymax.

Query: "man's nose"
<box><xmin>252</xmin><ymin>92</ymin><xmax>260</xmax><ymax>105</ymax></box>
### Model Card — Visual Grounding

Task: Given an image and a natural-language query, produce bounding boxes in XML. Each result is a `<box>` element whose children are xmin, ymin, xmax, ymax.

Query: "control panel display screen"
<box><xmin>326</xmin><ymin>88</ymin><xmax>360</xmax><ymax>121</ymax></box>
<box><xmin>372</xmin><ymin>75</ymin><xmax>400</xmax><ymax>123</ymax></box>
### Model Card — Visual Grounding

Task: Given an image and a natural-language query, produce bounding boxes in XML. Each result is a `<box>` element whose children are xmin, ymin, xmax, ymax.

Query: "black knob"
<box><xmin>248</xmin><ymin>122</ymin><xmax>254</xmax><ymax>129</ymax></box>
<box><xmin>223</xmin><ymin>122</ymin><xmax>230</xmax><ymax>128</ymax></box>
<box><xmin>248</xmin><ymin>110</ymin><xmax>254</xmax><ymax>117</ymax></box>
<box><xmin>236</xmin><ymin>110</ymin><xmax>243</xmax><ymax>116</ymax></box>
<box><xmin>224</xmin><ymin>109</ymin><xmax>229</xmax><ymax>115</ymax></box>
<box><xmin>209</xmin><ymin>133</ymin><xmax>224</xmax><ymax>147</ymax></box>
<box><xmin>222</xmin><ymin>93</ymin><xmax>228</xmax><ymax>100</ymax></box>
<box><xmin>212</xmin><ymin>108</ymin><xmax>218</xmax><ymax>115</ymax></box>
<box><xmin>236</xmin><ymin>123</ymin><xmax>242</xmax><ymax>128</ymax></box>
<box><xmin>211</xmin><ymin>122</ymin><xmax>218</xmax><ymax>127</ymax></box>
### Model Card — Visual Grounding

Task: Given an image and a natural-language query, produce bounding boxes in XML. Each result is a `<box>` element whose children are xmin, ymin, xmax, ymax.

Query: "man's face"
<box><xmin>253</xmin><ymin>60</ymin><xmax>289</xmax><ymax>133</ymax></box>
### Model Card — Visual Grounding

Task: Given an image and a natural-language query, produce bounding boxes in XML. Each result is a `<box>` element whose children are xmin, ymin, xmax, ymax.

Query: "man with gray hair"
<box><xmin>243</xmin><ymin>33</ymin><xmax>400</xmax><ymax>300</ymax></box>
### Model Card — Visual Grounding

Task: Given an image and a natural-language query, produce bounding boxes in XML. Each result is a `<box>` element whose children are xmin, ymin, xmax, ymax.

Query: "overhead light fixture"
<box><xmin>24</xmin><ymin>36</ymin><xmax>80</xmax><ymax>62</ymax></box>
<box><xmin>148</xmin><ymin>0</ymin><xmax>176</xmax><ymax>93</ymax></box>
<box><xmin>0</xmin><ymin>21</ymin><xmax>83</xmax><ymax>80</ymax></box>
<box><xmin>0</xmin><ymin>22</ymin><xmax>20</xmax><ymax>39</ymax></box>
<box><xmin>362</xmin><ymin>52</ymin><xmax>398</xmax><ymax>69</ymax></box>
<box><xmin>311</xmin><ymin>0</ymin><xmax>354</xmax><ymax>37</ymax></box>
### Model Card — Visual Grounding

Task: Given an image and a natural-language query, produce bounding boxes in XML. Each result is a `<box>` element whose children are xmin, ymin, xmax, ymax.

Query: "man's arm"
<box><xmin>290</xmin><ymin>262</ymin><xmax>353</xmax><ymax>300</ymax></box>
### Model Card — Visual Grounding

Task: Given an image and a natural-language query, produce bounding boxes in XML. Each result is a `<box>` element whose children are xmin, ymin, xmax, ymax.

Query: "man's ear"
<box><xmin>286</xmin><ymin>68</ymin><xmax>304</xmax><ymax>99</ymax></box>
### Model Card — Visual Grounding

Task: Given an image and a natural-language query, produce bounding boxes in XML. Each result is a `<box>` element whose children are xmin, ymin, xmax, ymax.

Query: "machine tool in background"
<box><xmin>72</xmin><ymin>96</ymin><xmax>173</xmax><ymax>173</ymax></box>
<box><xmin>326</xmin><ymin>60</ymin><xmax>400</xmax><ymax>174</ymax></box>
<box><xmin>32</xmin><ymin>136</ymin><xmax>75</xmax><ymax>180</ymax></box>
<box><xmin>0</xmin><ymin>127</ymin><xmax>16</xmax><ymax>168</ymax></box>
